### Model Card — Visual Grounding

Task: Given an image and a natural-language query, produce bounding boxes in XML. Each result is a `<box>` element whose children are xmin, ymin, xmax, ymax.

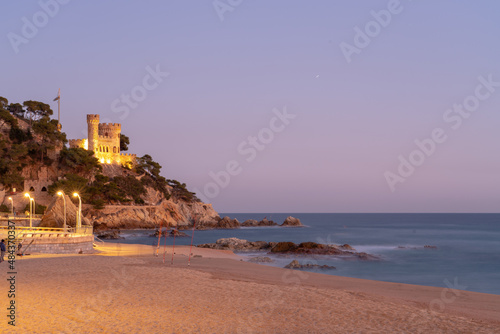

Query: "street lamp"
<box><xmin>24</xmin><ymin>193</ymin><xmax>33</xmax><ymax>228</ymax></box>
<box><xmin>8</xmin><ymin>197</ymin><xmax>13</xmax><ymax>217</ymax></box>
<box><xmin>57</xmin><ymin>191</ymin><xmax>67</xmax><ymax>232</ymax></box>
<box><xmin>73</xmin><ymin>193</ymin><xmax>82</xmax><ymax>232</ymax></box>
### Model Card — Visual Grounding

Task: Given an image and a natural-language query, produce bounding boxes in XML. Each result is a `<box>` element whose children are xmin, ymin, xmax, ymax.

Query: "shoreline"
<box><xmin>1</xmin><ymin>242</ymin><xmax>499</xmax><ymax>333</ymax></box>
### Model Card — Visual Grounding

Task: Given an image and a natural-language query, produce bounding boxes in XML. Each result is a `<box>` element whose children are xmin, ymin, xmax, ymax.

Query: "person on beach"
<box><xmin>0</xmin><ymin>239</ymin><xmax>6</xmax><ymax>262</ymax></box>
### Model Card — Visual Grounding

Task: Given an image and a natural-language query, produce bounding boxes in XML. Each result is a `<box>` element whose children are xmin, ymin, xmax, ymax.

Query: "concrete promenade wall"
<box><xmin>20</xmin><ymin>234</ymin><xmax>94</xmax><ymax>254</ymax></box>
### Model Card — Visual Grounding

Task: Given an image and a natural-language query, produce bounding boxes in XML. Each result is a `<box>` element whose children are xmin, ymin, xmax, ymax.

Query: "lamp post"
<box><xmin>73</xmin><ymin>193</ymin><xmax>82</xmax><ymax>232</ymax></box>
<box><xmin>57</xmin><ymin>191</ymin><xmax>67</xmax><ymax>232</ymax></box>
<box><xmin>8</xmin><ymin>197</ymin><xmax>13</xmax><ymax>218</ymax></box>
<box><xmin>24</xmin><ymin>193</ymin><xmax>33</xmax><ymax>228</ymax></box>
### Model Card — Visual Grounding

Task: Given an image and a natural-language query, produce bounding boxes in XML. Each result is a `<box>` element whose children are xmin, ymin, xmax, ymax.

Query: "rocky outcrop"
<box><xmin>198</xmin><ymin>238</ymin><xmax>378</xmax><ymax>260</ymax></box>
<box><xmin>86</xmin><ymin>199</ymin><xmax>220</xmax><ymax>231</ymax></box>
<box><xmin>269</xmin><ymin>241</ymin><xmax>373</xmax><ymax>258</ymax></box>
<box><xmin>214</xmin><ymin>216</ymin><xmax>240</xmax><ymax>229</ymax></box>
<box><xmin>39</xmin><ymin>195</ymin><xmax>91</xmax><ymax>228</ymax></box>
<box><xmin>284</xmin><ymin>260</ymin><xmax>336</xmax><ymax>270</ymax></box>
<box><xmin>241</xmin><ymin>219</ymin><xmax>278</xmax><ymax>227</ymax></box>
<box><xmin>198</xmin><ymin>238</ymin><xmax>271</xmax><ymax>251</ymax></box>
<box><xmin>281</xmin><ymin>216</ymin><xmax>303</xmax><ymax>227</ymax></box>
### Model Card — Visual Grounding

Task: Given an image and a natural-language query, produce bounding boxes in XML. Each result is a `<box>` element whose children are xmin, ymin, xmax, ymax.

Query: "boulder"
<box><xmin>281</xmin><ymin>216</ymin><xmax>303</xmax><ymax>227</ymax></box>
<box><xmin>40</xmin><ymin>195</ymin><xmax>91</xmax><ymax>228</ymax></box>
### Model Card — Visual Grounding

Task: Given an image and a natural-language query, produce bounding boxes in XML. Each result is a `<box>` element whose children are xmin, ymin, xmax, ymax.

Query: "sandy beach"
<box><xmin>1</xmin><ymin>243</ymin><xmax>499</xmax><ymax>333</ymax></box>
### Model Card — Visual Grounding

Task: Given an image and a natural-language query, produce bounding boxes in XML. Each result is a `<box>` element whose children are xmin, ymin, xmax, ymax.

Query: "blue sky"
<box><xmin>1</xmin><ymin>1</ymin><xmax>500</xmax><ymax>212</ymax></box>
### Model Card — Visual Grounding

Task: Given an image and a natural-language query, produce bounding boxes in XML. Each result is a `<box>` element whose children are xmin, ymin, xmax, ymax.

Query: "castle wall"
<box><xmin>69</xmin><ymin>139</ymin><xmax>86</xmax><ymax>149</ymax></box>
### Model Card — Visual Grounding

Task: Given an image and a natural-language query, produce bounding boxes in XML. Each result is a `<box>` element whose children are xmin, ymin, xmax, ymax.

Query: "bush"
<box><xmin>92</xmin><ymin>199</ymin><xmax>105</xmax><ymax>210</ymax></box>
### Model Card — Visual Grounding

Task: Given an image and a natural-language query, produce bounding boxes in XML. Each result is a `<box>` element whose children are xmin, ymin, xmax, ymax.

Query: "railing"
<box><xmin>0</xmin><ymin>225</ymin><xmax>94</xmax><ymax>236</ymax></box>
<box><xmin>0</xmin><ymin>215</ymin><xmax>44</xmax><ymax>220</ymax></box>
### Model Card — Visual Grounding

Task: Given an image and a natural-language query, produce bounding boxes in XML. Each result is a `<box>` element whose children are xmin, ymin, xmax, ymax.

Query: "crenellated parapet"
<box><xmin>98</xmin><ymin>123</ymin><xmax>121</xmax><ymax>137</ymax></box>
<box><xmin>87</xmin><ymin>114</ymin><xmax>100</xmax><ymax>124</ymax></box>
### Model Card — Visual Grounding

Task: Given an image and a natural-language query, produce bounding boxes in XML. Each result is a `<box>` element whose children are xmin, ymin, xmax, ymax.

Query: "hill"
<box><xmin>0</xmin><ymin>96</ymin><xmax>220</xmax><ymax>229</ymax></box>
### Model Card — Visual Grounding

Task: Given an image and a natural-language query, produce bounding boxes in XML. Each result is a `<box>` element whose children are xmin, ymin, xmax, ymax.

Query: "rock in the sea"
<box><xmin>270</xmin><ymin>242</ymin><xmax>298</xmax><ymax>253</ymax></box>
<box><xmin>271</xmin><ymin>241</ymin><xmax>370</xmax><ymax>257</ymax></box>
<box><xmin>284</xmin><ymin>259</ymin><xmax>335</xmax><ymax>270</ymax></box>
<box><xmin>281</xmin><ymin>216</ymin><xmax>303</xmax><ymax>227</ymax></box>
<box><xmin>424</xmin><ymin>245</ymin><xmax>438</xmax><ymax>249</ymax></box>
<box><xmin>170</xmin><ymin>229</ymin><xmax>190</xmax><ymax>237</ymax></box>
<box><xmin>241</xmin><ymin>219</ymin><xmax>259</xmax><ymax>227</ymax></box>
<box><xmin>248</xmin><ymin>256</ymin><xmax>274</xmax><ymax>263</ymax></box>
<box><xmin>198</xmin><ymin>238</ymin><xmax>378</xmax><ymax>260</ymax></box>
<box><xmin>241</xmin><ymin>219</ymin><xmax>278</xmax><ymax>227</ymax></box>
<box><xmin>215</xmin><ymin>216</ymin><xmax>241</xmax><ymax>229</ymax></box>
<box><xmin>198</xmin><ymin>238</ymin><xmax>271</xmax><ymax>251</ymax></box>
<box><xmin>96</xmin><ymin>230</ymin><xmax>123</xmax><ymax>239</ymax></box>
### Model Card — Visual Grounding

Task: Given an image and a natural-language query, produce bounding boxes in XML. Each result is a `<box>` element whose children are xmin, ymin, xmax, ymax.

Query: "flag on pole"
<box><xmin>53</xmin><ymin>89</ymin><xmax>60</xmax><ymax>101</ymax></box>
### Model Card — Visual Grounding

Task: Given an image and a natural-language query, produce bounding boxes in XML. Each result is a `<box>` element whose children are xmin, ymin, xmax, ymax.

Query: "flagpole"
<box><xmin>57</xmin><ymin>88</ymin><xmax>61</xmax><ymax>131</ymax></box>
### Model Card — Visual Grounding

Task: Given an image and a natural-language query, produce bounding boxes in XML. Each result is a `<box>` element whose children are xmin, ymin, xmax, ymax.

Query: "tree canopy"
<box><xmin>120</xmin><ymin>133</ymin><xmax>130</xmax><ymax>151</ymax></box>
<box><xmin>23</xmin><ymin>100</ymin><xmax>53</xmax><ymax>121</ymax></box>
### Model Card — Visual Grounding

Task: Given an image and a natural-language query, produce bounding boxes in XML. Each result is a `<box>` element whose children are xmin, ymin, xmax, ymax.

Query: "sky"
<box><xmin>1</xmin><ymin>1</ymin><xmax>500</xmax><ymax>213</ymax></box>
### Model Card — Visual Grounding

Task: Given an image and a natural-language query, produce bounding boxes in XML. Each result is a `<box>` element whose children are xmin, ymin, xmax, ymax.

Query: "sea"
<box><xmin>103</xmin><ymin>213</ymin><xmax>500</xmax><ymax>295</ymax></box>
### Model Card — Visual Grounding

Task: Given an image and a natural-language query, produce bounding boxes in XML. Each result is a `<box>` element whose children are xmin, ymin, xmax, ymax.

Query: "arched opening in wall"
<box><xmin>105</xmin><ymin>132</ymin><xmax>108</xmax><ymax>137</ymax></box>
<box><xmin>29</xmin><ymin>186</ymin><xmax>35</xmax><ymax>192</ymax></box>
<box><xmin>41</xmin><ymin>187</ymin><xmax>47</xmax><ymax>192</ymax></box>
<box><xmin>113</xmin><ymin>147</ymin><xmax>116</xmax><ymax>153</ymax></box>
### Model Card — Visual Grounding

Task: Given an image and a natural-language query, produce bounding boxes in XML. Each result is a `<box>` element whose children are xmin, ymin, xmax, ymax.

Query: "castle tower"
<box><xmin>98</xmin><ymin>123</ymin><xmax>121</xmax><ymax>156</ymax></box>
<box><xmin>87</xmin><ymin>114</ymin><xmax>100</xmax><ymax>153</ymax></box>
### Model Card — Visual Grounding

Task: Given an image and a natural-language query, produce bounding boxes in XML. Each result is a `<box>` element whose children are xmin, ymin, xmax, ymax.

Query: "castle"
<box><xmin>69</xmin><ymin>114</ymin><xmax>136</xmax><ymax>166</ymax></box>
